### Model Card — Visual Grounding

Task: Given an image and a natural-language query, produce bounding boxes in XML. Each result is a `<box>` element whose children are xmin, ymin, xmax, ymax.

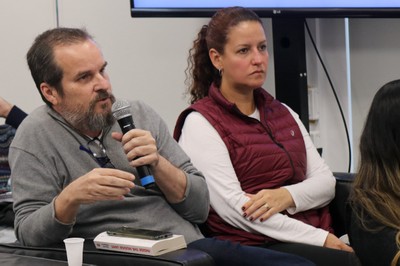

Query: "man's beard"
<box><xmin>59</xmin><ymin>91</ymin><xmax>116</xmax><ymax>133</ymax></box>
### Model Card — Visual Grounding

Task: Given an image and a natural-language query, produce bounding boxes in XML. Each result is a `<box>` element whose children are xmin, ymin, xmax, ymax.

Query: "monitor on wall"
<box><xmin>131</xmin><ymin>0</ymin><xmax>400</xmax><ymax>18</ymax></box>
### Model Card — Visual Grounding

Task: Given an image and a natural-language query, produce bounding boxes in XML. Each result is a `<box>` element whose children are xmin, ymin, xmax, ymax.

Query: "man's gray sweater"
<box><xmin>9</xmin><ymin>100</ymin><xmax>209</xmax><ymax>246</ymax></box>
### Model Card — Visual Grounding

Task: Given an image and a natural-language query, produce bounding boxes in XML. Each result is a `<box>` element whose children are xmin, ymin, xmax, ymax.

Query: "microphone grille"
<box><xmin>112</xmin><ymin>99</ymin><xmax>131</xmax><ymax>120</ymax></box>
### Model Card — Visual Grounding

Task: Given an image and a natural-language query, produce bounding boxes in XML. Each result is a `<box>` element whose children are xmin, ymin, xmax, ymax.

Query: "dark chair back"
<box><xmin>330</xmin><ymin>172</ymin><xmax>355</xmax><ymax>237</ymax></box>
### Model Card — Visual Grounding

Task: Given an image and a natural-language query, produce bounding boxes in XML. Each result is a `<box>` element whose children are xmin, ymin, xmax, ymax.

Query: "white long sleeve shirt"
<box><xmin>178</xmin><ymin>105</ymin><xmax>335</xmax><ymax>246</ymax></box>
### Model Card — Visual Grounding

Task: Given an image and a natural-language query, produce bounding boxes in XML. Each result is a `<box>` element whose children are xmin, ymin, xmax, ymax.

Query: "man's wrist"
<box><xmin>0</xmin><ymin>104</ymin><xmax>13</xmax><ymax>118</ymax></box>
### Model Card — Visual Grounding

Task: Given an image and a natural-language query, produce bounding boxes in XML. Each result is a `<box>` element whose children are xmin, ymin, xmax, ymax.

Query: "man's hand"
<box><xmin>55</xmin><ymin>168</ymin><xmax>135</xmax><ymax>223</ymax></box>
<box><xmin>112</xmin><ymin>129</ymin><xmax>187</xmax><ymax>203</ymax></box>
<box><xmin>112</xmin><ymin>129</ymin><xmax>160</xmax><ymax>168</ymax></box>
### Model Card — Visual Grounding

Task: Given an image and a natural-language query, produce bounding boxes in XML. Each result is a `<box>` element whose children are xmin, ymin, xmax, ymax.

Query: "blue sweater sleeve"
<box><xmin>5</xmin><ymin>106</ymin><xmax>27</xmax><ymax>129</ymax></box>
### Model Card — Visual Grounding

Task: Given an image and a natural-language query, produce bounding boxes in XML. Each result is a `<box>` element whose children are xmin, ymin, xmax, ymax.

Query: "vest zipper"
<box><xmin>259</xmin><ymin>120</ymin><xmax>296</xmax><ymax>180</ymax></box>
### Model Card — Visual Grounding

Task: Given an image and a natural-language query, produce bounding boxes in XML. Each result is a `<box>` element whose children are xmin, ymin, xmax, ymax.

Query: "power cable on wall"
<box><xmin>304</xmin><ymin>20</ymin><xmax>352</xmax><ymax>173</ymax></box>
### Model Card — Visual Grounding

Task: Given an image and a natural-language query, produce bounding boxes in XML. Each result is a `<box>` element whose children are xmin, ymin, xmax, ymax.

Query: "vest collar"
<box><xmin>208</xmin><ymin>83</ymin><xmax>274</xmax><ymax>118</ymax></box>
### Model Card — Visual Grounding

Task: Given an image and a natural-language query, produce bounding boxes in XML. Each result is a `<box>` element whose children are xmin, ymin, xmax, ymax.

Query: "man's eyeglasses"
<box><xmin>80</xmin><ymin>138</ymin><xmax>115</xmax><ymax>168</ymax></box>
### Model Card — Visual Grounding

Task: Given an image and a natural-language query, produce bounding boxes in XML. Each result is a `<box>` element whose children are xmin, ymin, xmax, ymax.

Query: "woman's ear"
<box><xmin>209</xmin><ymin>48</ymin><xmax>223</xmax><ymax>71</ymax></box>
<box><xmin>40</xmin><ymin>83</ymin><xmax>59</xmax><ymax>106</ymax></box>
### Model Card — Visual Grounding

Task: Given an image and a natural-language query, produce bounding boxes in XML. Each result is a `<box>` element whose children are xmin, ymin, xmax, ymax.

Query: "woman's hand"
<box><xmin>324</xmin><ymin>233</ymin><xmax>354</xmax><ymax>252</ymax></box>
<box><xmin>242</xmin><ymin>187</ymin><xmax>295</xmax><ymax>222</ymax></box>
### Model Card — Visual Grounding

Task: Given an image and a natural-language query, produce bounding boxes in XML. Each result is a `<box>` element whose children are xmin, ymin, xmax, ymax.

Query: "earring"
<box><xmin>218</xmin><ymin>68</ymin><xmax>223</xmax><ymax>76</ymax></box>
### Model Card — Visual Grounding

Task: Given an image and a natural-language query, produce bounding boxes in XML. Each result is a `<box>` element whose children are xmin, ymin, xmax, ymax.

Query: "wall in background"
<box><xmin>350</xmin><ymin>19</ymin><xmax>400</xmax><ymax>171</ymax></box>
<box><xmin>308</xmin><ymin>18</ymin><xmax>400</xmax><ymax>172</ymax></box>
<box><xmin>307</xmin><ymin>19</ymin><xmax>351</xmax><ymax>172</ymax></box>
<box><xmin>1</xmin><ymin>1</ymin><xmax>400</xmax><ymax>172</ymax></box>
<box><xmin>0</xmin><ymin>0</ymin><xmax>57</xmax><ymax>116</ymax></box>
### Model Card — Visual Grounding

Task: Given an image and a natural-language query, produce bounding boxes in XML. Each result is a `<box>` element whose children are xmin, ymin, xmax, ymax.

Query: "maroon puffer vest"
<box><xmin>174</xmin><ymin>84</ymin><xmax>332</xmax><ymax>245</ymax></box>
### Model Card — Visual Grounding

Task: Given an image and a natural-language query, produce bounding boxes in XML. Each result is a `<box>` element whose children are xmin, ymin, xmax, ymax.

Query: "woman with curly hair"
<box><xmin>175</xmin><ymin>6</ymin><xmax>358</xmax><ymax>266</ymax></box>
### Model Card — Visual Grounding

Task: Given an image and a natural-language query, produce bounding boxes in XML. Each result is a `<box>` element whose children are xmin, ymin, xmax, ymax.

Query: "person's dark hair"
<box><xmin>185</xmin><ymin>6</ymin><xmax>262</xmax><ymax>104</ymax></box>
<box><xmin>26</xmin><ymin>27</ymin><xmax>93</xmax><ymax>106</ymax></box>
<box><xmin>350</xmin><ymin>79</ymin><xmax>400</xmax><ymax>265</ymax></box>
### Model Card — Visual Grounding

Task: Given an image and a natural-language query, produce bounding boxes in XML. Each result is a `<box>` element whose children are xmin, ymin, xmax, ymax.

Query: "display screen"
<box><xmin>131</xmin><ymin>0</ymin><xmax>400</xmax><ymax>17</ymax></box>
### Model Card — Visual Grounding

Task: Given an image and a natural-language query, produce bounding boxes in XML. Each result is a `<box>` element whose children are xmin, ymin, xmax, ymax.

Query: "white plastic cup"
<box><xmin>63</xmin><ymin>237</ymin><xmax>85</xmax><ymax>266</ymax></box>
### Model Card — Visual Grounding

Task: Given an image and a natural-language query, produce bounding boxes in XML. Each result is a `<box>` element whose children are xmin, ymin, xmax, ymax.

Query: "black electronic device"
<box><xmin>107</xmin><ymin>226</ymin><xmax>173</xmax><ymax>240</ymax></box>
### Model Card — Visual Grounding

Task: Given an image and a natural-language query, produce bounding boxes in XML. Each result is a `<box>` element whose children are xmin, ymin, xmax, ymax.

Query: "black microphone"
<box><xmin>112</xmin><ymin>100</ymin><xmax>155</xmax><ymax>189</ymax></box>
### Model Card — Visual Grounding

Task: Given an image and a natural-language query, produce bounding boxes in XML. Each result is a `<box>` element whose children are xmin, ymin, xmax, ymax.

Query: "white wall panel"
<box><xmin>349</xmin><ymin>19</ymin><xmax>400</xmax><ymax>171</ymax></box>
<box><xmin>0</xmin><ymin>0</ymin><xmax>57</xmax><ymax>123</ymax></box>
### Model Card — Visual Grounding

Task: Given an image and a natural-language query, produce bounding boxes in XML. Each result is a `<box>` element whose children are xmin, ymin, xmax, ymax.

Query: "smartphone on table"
<box><xmin>106</xmin><ymin>226</ymin><xmax>173</xmax><ymax>240</ymax></box>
